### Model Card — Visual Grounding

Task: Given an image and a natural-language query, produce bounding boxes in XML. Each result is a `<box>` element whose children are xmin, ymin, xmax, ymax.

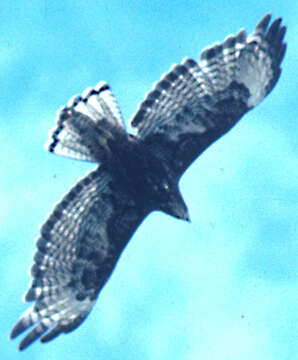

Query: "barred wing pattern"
<box><xmin>46</xmin><ymin>82</ymin><xmax>125</xmax><ymax>163</ymax></box>
<box><xmin>131</xmin><ymin>14</ymin><xmax>286</xmax><ymax>177</ymax></box>
<box><xmin>10</xmin><ymin>166</ymin><xmax>147</xmax><ymax>350</ymax></box>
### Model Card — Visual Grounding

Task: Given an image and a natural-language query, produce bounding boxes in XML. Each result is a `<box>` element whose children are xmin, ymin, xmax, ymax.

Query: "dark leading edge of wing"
<box><xmin>131</xmin><ymin>14</ymin><xmax>287</xmax><ymax>178</ymax></box>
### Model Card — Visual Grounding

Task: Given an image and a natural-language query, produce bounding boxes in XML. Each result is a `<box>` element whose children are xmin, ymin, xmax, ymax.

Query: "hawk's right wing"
<box><xmin>10</xmin><ymin>166</ymin><xmax>148</xmax><ymax>350</ymax></box>
<box><xmin>131</xmin><ymin>14</ymin><xmax>287</xmax><ymax>179</ymax></box>
<box><xmin>46</xmin><ymin>82</ymin><xmax>126</xmax><ymax>163</ymax></box>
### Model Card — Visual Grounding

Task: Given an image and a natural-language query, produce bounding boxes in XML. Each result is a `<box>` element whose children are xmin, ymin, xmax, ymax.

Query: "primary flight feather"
<box><xmin>10</xmin><ymin>14</ymin><xmax>287</xmax><ymax>350</ymax></box>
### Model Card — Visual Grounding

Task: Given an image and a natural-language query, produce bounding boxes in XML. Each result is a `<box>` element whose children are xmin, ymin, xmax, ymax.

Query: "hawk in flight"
<box><xmin>11</xmin><ymin>14</ymin><xmax>286</xmax><ymax>350</ymax></box>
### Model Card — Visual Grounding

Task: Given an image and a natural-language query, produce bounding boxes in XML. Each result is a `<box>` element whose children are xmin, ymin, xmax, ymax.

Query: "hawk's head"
<box><xmin>160</xmin><ymin>181</ymin><xmax>190</xmax><ymax>222</ymax></box>
<box><xmin>149</xmin><ymin>176</ymin><xmax>190</xmax><ymax>222</ymax></box>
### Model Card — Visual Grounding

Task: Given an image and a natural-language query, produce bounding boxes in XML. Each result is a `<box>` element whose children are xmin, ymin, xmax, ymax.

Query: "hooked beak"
<box><xmin>184</xmin><ymin>214</ymin><xmax>191</xmax><ymax>223</ymax></box>
<box><xmin>170</xmin><ymin>189</ymin><xmax>191</xmax><ymax>222</ymax></box>
<box><xmin>176</xmin><ymin>208</ymin><xmax>191</xmax><ymax>222</ymax></box>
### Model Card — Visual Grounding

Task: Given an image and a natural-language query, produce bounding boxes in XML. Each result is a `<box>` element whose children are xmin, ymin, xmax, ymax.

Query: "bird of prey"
<box><xmin>10</xmin><ymin>14</ymin><xmax>287</xmax><ymax>350</ymax></box>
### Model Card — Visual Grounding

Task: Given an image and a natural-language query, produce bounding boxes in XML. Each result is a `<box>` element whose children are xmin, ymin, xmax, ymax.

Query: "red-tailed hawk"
<box><xmin>10</xmin><ymin>14</ymin><xmax>286</xmax><ymax>350</ymax></box>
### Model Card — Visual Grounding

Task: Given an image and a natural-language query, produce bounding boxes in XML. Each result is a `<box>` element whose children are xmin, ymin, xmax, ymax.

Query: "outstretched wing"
<box><xmin>131</xmin><ymin>14</ymin><xmax>287</xmax><ymax>178</ymax></box>
<box><xmin>46</xmin><ymin>82</ymin><xmax>126</xmax><ymax>163</ymax></box>
<box><xmin>10</xmin><ymin>166</ymin><xmax>147</xmax><ymax>350</ymax></box>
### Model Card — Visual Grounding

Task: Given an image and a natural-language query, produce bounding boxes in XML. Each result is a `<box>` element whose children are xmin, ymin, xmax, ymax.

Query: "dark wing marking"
<box><xmin>10</xmin><ymin>166</ymin><xmax>148</xmax><ymax>350</ymax></box>
<box><xmin>130</xmin><ymin>14</ymin><xmax>287</xmax><ymax>177</ymax></box>
<box><xmin>46</xmin><ymin>82</ymin><xmax>126</xmax><ymax>162</ymax></box>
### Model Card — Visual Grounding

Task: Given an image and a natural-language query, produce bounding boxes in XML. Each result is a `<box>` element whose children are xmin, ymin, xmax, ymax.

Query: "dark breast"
<box><xmin>108</xmin><ymin>136</ymin><xmax>168</xmax><ymax>206</ymax></box>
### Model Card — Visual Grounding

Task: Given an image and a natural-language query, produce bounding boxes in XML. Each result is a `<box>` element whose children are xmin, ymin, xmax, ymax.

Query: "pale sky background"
<box><xmin>1</xmin><ymin>1</ymin><xmax>297</xmax><ymax>359</ymax></box>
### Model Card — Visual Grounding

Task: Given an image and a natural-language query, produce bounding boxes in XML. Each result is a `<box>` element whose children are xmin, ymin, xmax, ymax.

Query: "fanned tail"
<box><xmin>46</xmin><ymin>82</ymin><xmax>126</xmax><ymax>163</ymax></box>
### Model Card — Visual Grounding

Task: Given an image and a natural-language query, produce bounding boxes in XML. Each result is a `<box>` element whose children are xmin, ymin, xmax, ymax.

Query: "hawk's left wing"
<box><xmin>131</xmin><ymin>14</ymin><xmax>286</xmax><ymax>178</ymax></box>
<box><xmin>10</xmin><ymin>166</ymin><xmax>148</xmax><ymax>350</ymax></box>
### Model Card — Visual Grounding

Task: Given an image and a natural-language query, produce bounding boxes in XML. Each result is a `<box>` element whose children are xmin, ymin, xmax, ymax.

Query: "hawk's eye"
<box><xmin>162</xmin><ymin>181</ymin><xmax>169</xmax><ymax>191</ymax></box>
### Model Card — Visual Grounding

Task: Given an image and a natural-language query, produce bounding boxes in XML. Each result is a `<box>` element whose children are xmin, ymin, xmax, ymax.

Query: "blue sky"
<box><xmin>1</xmin><ymin>1</ymin><xmax>297</xmax><ymax>359</ymax></box>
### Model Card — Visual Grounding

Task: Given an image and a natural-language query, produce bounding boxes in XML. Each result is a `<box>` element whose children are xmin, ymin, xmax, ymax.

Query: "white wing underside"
<box><xmin>130</xmin><ymin>15</ymin><xmax>285</xmax><ymax>141</ymax></box>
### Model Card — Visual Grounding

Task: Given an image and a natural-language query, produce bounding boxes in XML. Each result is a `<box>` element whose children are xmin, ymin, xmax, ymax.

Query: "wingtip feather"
<box><xmin>10</xmin><ymin>321</ymin><xmax>24</xmax><ymax>340</ymax></box>
<box><xmin>265</xmin><ymin>17</ymin><xmax>282</xmax><ymax>43</ymax></box>
<box><xmin>255</xmin><ymin>13</ymin><xmax>272</xmax><ymax>33</ymax></box>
